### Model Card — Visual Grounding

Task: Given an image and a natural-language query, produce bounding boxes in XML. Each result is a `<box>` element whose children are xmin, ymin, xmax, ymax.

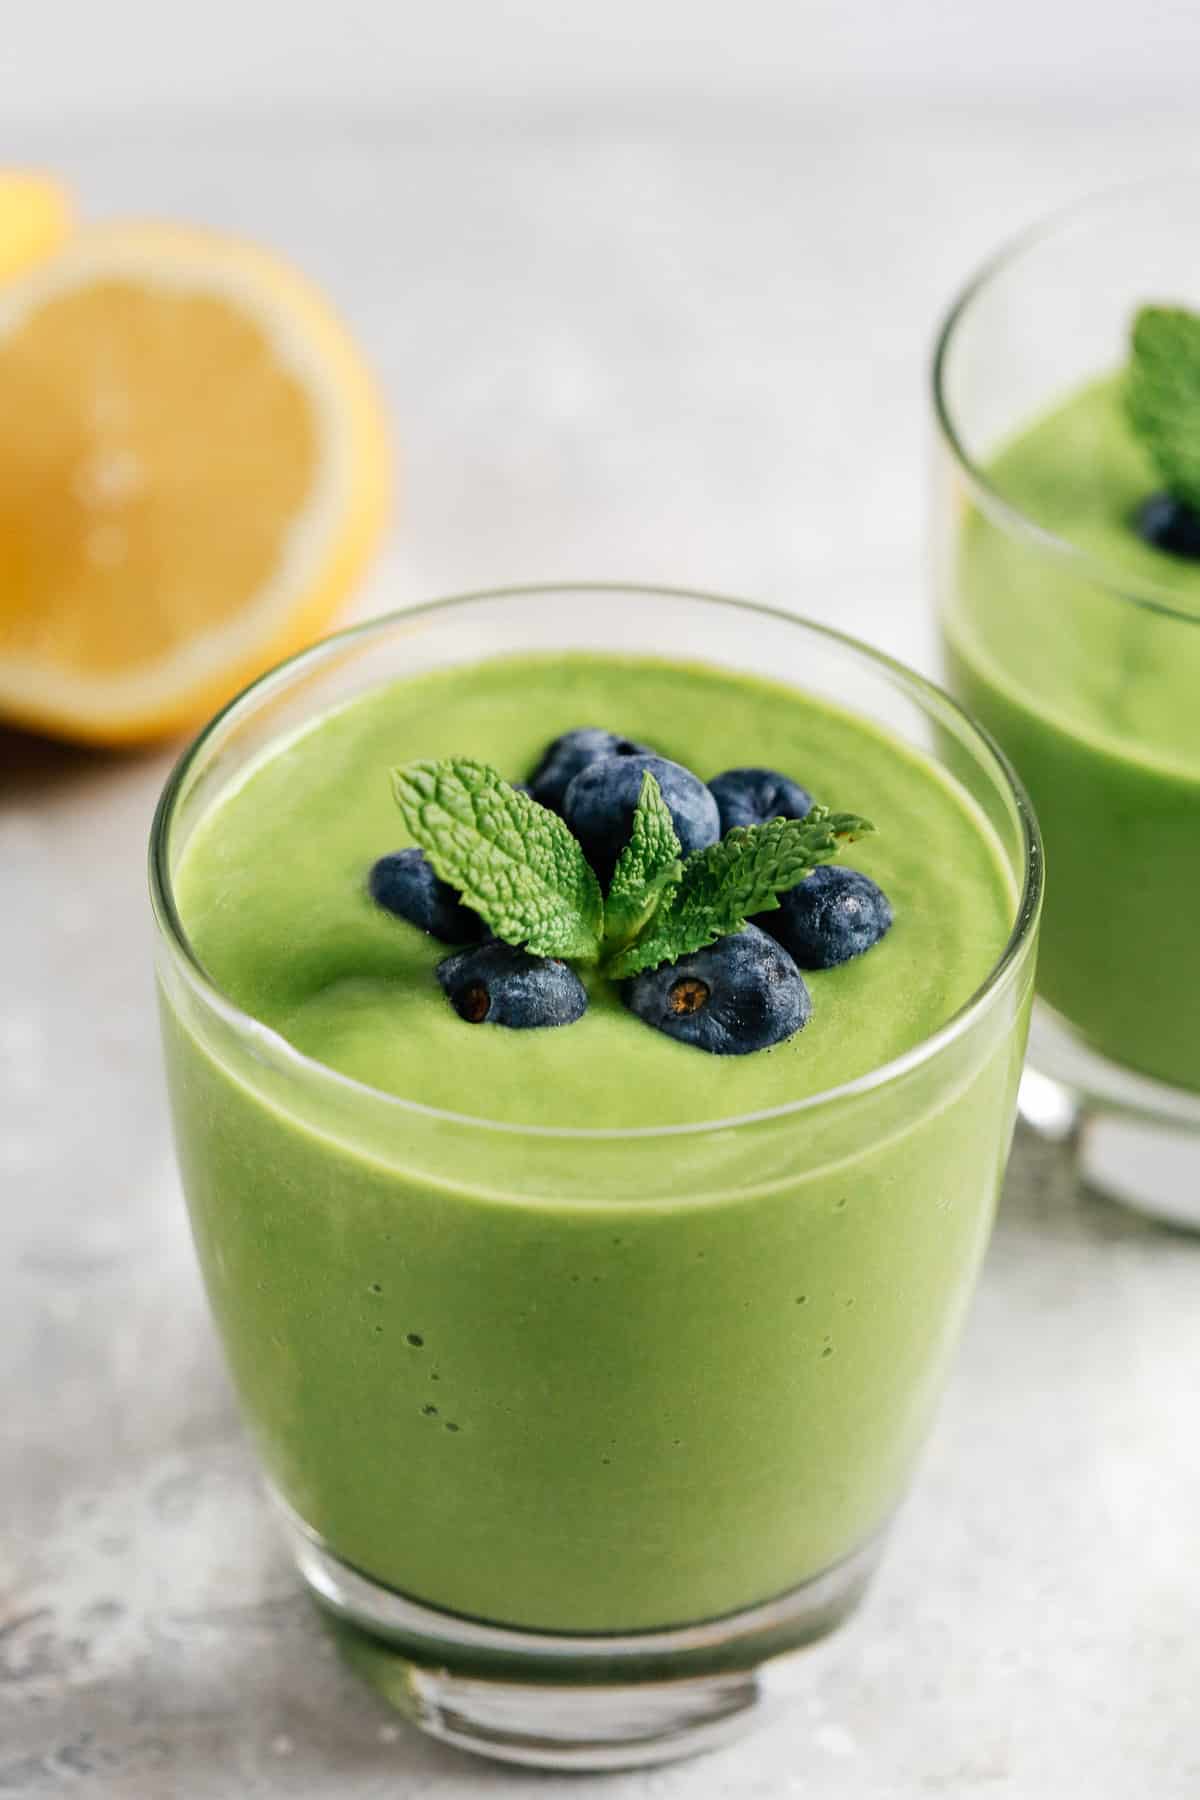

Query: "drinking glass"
<box><xmin>151</xmin><ymin>584</ymin><xmax>1040</xmax><ymax>1769</ymax></box>
<box><xmin>933</xmin><ymin>181</ymin><xmax>1200</xmax><ymax>1228</ymax></box>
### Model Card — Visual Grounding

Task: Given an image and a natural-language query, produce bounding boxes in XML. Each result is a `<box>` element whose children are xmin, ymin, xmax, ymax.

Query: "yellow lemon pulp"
<box><xmin>0</xmin><ymin>223</ymin><xmax>391</xmax><ymax>745</ymax></box>
<box><xmin>0</xmin><ymin>172</ymin><xmax>72</xmax><ymax>281</ymax></box>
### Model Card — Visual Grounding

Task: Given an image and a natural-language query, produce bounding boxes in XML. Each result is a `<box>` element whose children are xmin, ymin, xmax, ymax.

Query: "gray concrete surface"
<box><xmin>4</xmin><ymin>102</ymin><xmax>1200</xmax><ymax>1797</ymax></box>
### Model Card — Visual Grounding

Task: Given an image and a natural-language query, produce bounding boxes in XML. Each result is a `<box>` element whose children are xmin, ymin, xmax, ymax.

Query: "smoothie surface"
<box><xmin>980</xmin><ymin>372</ymin><xmax>1200</xmax><ymax>617</ymax></box>
<box><xmin>951</xmin><ymin>372</ymin><xmax>1200</xmax><ymax>772</ymax></box>
<box><xmin>176</xmin><ymin>653</ymin><xmax>1015</xmax><ymax>1129</ymax></box>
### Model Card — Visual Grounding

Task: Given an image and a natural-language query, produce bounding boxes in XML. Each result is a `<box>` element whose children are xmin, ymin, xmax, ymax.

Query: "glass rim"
<box><xmin>930</xmin><ymin>175</ymin><xmax>1200</xmax><ymax>628</ymax></box>
<box><xmin>149</xmin><ymin>582</ymin><xmax>1043</xmax><ymax>1143</ymax></box>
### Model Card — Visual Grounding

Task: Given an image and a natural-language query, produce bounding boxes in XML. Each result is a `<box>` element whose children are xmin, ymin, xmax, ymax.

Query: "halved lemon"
<box><xmin>0</xmin><ymin>172</ymin><xmax>72</xmax><ymax>281</ymax></box>
<box><xmin>0</xmin><ymin>222</ymin><xmax>391</xmax><ymax>745</ymax></box>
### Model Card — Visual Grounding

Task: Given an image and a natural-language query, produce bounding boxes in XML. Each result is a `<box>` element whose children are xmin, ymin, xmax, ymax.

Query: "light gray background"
<box><xmin>4</xmin><ymin>0</ymin><xmax>1200</xmax><ymax>115</ymax></box>
<box><xmin>3</xmin><ymin>14</ymin><xmax>1200</xmax><ymax>1799</ymax></box>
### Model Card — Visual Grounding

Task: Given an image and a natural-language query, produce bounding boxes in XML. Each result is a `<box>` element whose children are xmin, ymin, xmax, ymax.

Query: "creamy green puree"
<box><xmin>946</xmin><ymin>376</ymin><xmax>1200</xmax><ymax>1092</ymax></box>
<box><xmin>162</xmin><ymin>653</ymin><xmax>1020</xmax><ymax>1632</ymax></box>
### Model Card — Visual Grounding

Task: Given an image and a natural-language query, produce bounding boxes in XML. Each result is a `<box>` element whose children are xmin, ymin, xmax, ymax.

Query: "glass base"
<box><xmin>277</xmin><ymin>1500</ymin><xmax>882</xmax><ymax>1771</ymax></box>
<box><xmin>1022</xmin><ymin>1003</ymin><xmax>1200</xmax><ymax>1230</ymax></box>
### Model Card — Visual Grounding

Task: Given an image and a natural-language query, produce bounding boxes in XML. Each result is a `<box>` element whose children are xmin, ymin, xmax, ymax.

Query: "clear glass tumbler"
<box><xmin>150</xmin><ymin>585</ymin><xmax>1040</xmax><ymax>1770</ymax></box>
<box><xmin>933</xmin><ymin>181</ymin><xmax>1200</xmax><ymax>1229</ymax></box>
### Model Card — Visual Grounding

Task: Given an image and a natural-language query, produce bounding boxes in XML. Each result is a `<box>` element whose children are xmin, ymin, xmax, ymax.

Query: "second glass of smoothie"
<box><xmin>151</xmin><ymin>585</ymin><xmax>1040</xmax><ymax>1769</ymax></box>
<box><xmin>933</xmin><ymin>181</ymin><xmax>1200</xmax><ymax>1227</ymax></box>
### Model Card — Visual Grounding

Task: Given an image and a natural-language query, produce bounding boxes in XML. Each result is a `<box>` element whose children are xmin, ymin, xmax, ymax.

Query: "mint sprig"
<box><xmin>391</xmin><ymin>760</ymin><xmax>604</xmax><ymax>962</ymax></box>
<box><xmin>1127</xmin><ymin>305</ymin><xmax>1200</xmax><ymax>511</ymax></box>
<box><xmin>392</xmin><ymin>759</ymin><xmax>873</xmax><ymax>978</ymax></box>
<box><xmin>602</xmin><ymin>771</ymin><xmax>684</xmax><ymax>958</ymax></box>
<box><xmin>604</xmin><ymin>807</ymin><xmax>873</xmax><ymax>979</ymax></box>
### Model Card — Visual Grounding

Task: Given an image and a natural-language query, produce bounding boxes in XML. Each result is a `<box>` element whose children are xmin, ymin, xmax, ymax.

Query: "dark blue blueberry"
<box><xmin>757</xmin><ymin>864</ymin><xmax>892</xmax><ymax>969</ymax></box>
<box><xmin>527</xmin><ymin>728</ymin><xmax>654</xmax><ymax>812</ymax></box>
<box><xmin>369</xmin><ymin>849</ymin><xmax>484</xmax><ymax>944</ymax></box>
<box><xmin>437</xmin><ymin>941</ymin><xmax>588</xmax><ymax>1028</ymax></box>
<box><xmin>708</xmin><ymin>766</ymin><xmax>814</xmax><ymax>835</ymax></box>
<box><xmin>623</xmin><ymin>926</ymin><xmax>810</xmax><ymax>1055</ymax></box>
<box><xmin>1135</xmin><ymin>492</ymin><xmax>1200</xmax><ymax>561</ymax></box>
<box><xmin>563</xmin><ymin>752</ymin><xmax>720</xmax><ymax>884</ymax></box>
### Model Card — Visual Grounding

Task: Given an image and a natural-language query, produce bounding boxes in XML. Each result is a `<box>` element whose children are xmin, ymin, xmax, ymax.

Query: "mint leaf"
<box><xmin>392</xmin><ymin>759</ymin><xmax>604</xmax><ymax>962</ymax></box>
<box><xmin>605</xmin><ymin>806</ymin><xmax>873</xmax><ymax>979</ymax></box>
<box><xmin>603</xmin><ymin>772</ymin><xmax>683</xmax><ymax>956</ymax></box>
<box><xmin>1127</xmin><ymin>305</ymin><xmax>1200</xmax><ymax>511</ymax></box>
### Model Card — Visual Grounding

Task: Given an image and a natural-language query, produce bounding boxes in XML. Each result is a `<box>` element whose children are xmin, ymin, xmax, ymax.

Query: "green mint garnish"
<box><xmin>392</xmin><ymin>759</ymin><xmax>873</xmax><ymax>980</ymax></box>
<box><xmin>391</xmin><ymin>759</ymin><xmax>604</xmax><ymax>963</ymax></box>
<box><xmin>1127</xmin><ymin>305</ymin><xmax>1200</xmax><ymax>511</ymax></box>
<box><xmin>602</xmin><ymin>771</ymin><xmax>684</xmax><ymax>959</ymax></box>
<box><xmin>604</xmin><ymin>806</ymin><xmax>873</xmax><ymax>980</ymax></box>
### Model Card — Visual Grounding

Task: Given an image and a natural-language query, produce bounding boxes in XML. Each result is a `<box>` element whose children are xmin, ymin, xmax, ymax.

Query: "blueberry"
<box><xmin>757</xmin><ymin>864</ymin><xmax>892</xmax><ymax>969</ymax></box>
<box><xmin>437</xmin><ymin>941</ymin><xmax>588</xmax><ymax>1028</ymax></box>
<box><xmin>527</xmin><ymin>728</ymin><xmax>654</xmax><ymax>811</ymax></box>
<box><xmin>708</xmin><ymin>766</ymin><xmax>814</xmax><ymax>835</ymax></box>
<box><xmin>623</xmin><ymin>926</ymin><xmax>810</xmax><ymax>1055</ymax></box>
<box><xmin>563</xmin><ymin>753</ymin><xmax>720</xmax><ymax>884</ymax></box>
<box><xmin>1135</xmin><ymin>492</ymin><xmax>1200</xmax><ymax>561</ymax></box>
<box><xmin>369</xmin><ymin>848</ymin><xmax>485</xmax><ymax>944</ymax></box>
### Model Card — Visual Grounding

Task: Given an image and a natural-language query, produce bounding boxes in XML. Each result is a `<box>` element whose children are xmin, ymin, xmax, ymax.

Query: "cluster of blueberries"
<box><xmin>369</xmin><ymin>729</ymin><xmax>892</xmax><ymax>1056</ymax></box>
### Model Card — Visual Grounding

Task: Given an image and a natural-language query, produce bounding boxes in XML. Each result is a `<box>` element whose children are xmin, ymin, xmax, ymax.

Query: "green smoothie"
<box><xmin>161</xmin><ymin>652</ymin><xmax>1025</xmax><ymax>1632</ymax></box>
<box><xmin>945</xmin><ymin>376</ymin><xmax>1200</xmax><ymax>1092</ymax></box>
